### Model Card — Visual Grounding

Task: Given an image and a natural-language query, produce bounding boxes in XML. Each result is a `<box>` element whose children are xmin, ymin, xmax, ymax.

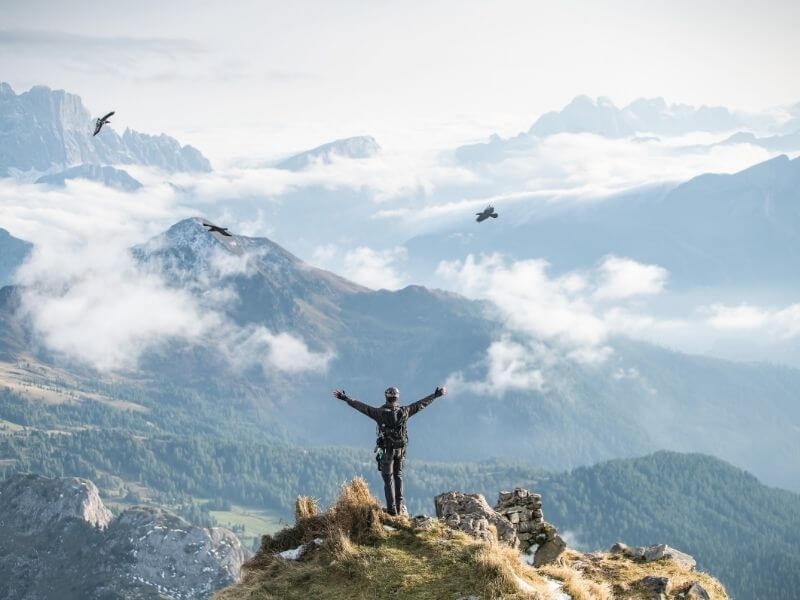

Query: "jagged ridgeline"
<box><xmin>214</xmin><ymin>478</ymin><xmax>727</xmax><ymax>600</ymax></box>
<box><xmin>0</xmin><ymin>82</ymin><xmax>211</xmax><ymax>176</ymax></box>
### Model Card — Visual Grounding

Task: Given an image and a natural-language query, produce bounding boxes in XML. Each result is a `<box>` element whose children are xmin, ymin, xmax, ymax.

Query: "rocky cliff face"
<box><xmin>0</xmin><ymin>83</ymin><xmax>211</xmax><ymax>176</ymax></box>
<box><xmin>0</xmin><ymin>228</ymin><xmax>31</xmax><ymax>288</ymax></box>
<box><xmin>0</xmin><ymin>474</ymin><xmax>248</xmax><ymax>600</ymax></box>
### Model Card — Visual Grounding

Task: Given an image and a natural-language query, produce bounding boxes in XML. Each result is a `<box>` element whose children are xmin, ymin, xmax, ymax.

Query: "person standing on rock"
<box><xmin>333</xmin><ymin>385</ymin><xmax>446</xmax><ymax>516</ymax></box>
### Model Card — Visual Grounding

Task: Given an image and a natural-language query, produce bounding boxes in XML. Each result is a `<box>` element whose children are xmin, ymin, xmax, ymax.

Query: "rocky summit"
<box><xmin>214</xmin><ymin>479</ymin><xmax>729</xmax><ymax>600</ymax></box>
<box><xmin>0</xmin><ymin>474</ymin><xmax>248</xmax><ymax>600</ymax></box>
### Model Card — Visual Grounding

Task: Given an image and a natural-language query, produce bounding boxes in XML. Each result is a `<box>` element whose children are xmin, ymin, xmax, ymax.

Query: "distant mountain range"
<box><xmin>275</xmin><ymin>135</ymin><xmax>380</xmax><ymax>170</ymax></box>
<box><xmin>0</xmin><ymin>82</ymin><xmax>211</xmax><ymax>176</ymax></box>
<box><xmin>2</xmin><ymin>217</ymin><xmax>800</xmax><ymax>493</ymax></box>
<box><xmin>455</xmin><ymin>94</ymin><xmax>798</xmax><ymax>163</ymax></box>
<box><xmin>407</xmin><ymin>154</ymin><xmax>800</xmax><ymax>291</ymax></box>
<box><xmin>35</xmin><ymin>164</ymin><xmax>142</xmax><ymax>191</ymax></box>
<box><xmin>715</xmin><ymin>129</ymin><xmax>800</xmax><ymax>152</ymax></box>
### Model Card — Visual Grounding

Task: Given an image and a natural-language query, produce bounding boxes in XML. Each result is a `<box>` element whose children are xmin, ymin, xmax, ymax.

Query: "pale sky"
<box><xmin>2</xmin><ymin>0</ymin><xmax>799</xmax><ymax>162</ymax></box>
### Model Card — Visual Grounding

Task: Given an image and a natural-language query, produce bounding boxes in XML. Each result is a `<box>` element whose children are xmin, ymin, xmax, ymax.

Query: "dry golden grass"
<box><xmin>294</xmin><ymin>495</ymin><xmax>318</xmax><ymax>521</ymax></box>
<box><xmin>550</xmin><ymin>549</ymin><xmax>729</xmax><ymax>600</ymax></box>
<box><xmin>539</xmin><ymin>562</ymin><xmax>612</xmax><ymax>600</ymax></box>
<box><xmin>218</xmin><ymin>482</ymin><xmax>729</xmax><ymax>600</ymax></box>
<box><xmin>474</xmin><ymin>540</ymin><xmax>553</xmax><ymax>598</ymax></box>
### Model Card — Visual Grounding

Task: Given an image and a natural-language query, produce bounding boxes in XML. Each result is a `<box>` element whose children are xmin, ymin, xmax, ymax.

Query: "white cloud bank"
<box><xmin>436</xmin><ymin>253</ymin><xmax>685</xmax><ymax>395</ymax></box>
<box><xmin>312</xmin><ymin>244</ymin><xmax>409</xmax><ymax>290</ymax></box>
<box><xmin>706</xmin><ymin>303</ymin><xmax>800</xmax><ymax>339</ymax></box>
<box><xmin>16</xmin><ymin>240</ymin><xmax>332</xmax><ymax>374</ymax></box>
<box><xmin>594</xmin><ymin>256</ymin><xmax>669</xmax><ymax>300</ymax></box>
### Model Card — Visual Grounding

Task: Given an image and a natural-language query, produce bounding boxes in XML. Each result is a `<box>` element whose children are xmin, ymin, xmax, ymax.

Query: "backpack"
<box><xmin>376</xmin><ymin>406</ymin><xmax>408</xmax><ymax>449</ymax></box>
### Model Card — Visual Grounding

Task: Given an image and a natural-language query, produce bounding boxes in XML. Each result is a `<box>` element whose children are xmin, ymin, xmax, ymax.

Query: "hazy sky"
<box><xmin>2</xmin><ymin>0</ymin><xmax>799</xmax><ymax>162</ymax></box>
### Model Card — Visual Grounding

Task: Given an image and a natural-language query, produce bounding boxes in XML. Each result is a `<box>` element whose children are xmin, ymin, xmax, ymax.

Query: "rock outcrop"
<box><xmin>434</xmin><ymin>487</ymin><xmax>567</xmax><ymax>566</ymax></box>
<box><xmin>611</xmin><ymin>542</ymin><xmax>697</xmax><ymax>570</ymax></box>
<box><xmin>434</xmin><ymin>491</ymin><xmax>518</xmax><ymax>547</ymax></box>
<box><xmin>494</xmin><ymin>487</ymin><xmax>567</xmax><ymax>565</ymax></box>
<box><xmin>0</xmin><ymin>474</ymin><xmax>247</xmax><ymax>600</ymax></box>
<box><xmin>215</xmin><ymin>479</ymin><xmax>729</xmax><ymax>600</ymax></box>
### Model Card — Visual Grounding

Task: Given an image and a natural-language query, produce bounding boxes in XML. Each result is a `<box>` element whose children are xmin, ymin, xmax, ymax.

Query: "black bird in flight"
<box><xmin>202</xmin><ymin>222</ymin><xmax>232</xmax><ymax>236</ymax></box>
<box><xmin>475</xmin><ymin>205</ymin><xmax>499</xmax><ymax>222</ymax></box>
<box><xmin>93</xmin><ymin>111</ymin><xmax>115</xmax><ymax>136</ymax></box>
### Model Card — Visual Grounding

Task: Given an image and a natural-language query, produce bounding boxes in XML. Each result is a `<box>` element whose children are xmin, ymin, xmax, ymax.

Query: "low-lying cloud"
<box><xmin>436</xmin><ymin>253</ymin><xmax>686</xmax><ymax>394</ymax></box>
<box><xmin>706</xmin><ymin>302</ymin><xmax>800</xmax><ymax>339</ymax></box>
<box><xmin>0</xmin><ymin>179</ymin><xmax>331</xmax><ymax>374</ymax></box>
<box><xmin>312</xmin><ymin>244</ymin><xmax>409</xmax><ymax>290</ymax></box>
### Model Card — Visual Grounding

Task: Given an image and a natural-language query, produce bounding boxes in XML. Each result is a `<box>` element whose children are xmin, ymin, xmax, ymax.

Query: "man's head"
<box><xmin>384</xmin><ymin>387</ymin><xmax>399</xmax><ymax>403</ymax></box>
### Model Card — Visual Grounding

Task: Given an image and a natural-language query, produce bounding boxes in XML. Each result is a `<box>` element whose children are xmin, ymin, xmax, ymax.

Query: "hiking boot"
<box><xmin>383</xmin><ymin>507</ymin><xmax>397</xmax><ymax>516</ymax></box>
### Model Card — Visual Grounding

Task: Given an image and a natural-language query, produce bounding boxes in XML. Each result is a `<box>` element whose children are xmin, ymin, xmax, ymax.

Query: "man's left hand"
<box><xmin>435</xmin><ymin>386</ymin><xmax>447</xmax><ymax>397</ymax></box>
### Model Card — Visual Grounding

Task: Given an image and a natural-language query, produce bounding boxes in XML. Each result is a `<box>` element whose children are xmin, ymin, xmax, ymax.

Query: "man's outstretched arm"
<box><xmin>406</xmin><ymin>386</ymin><xmax>446</xmax><ymax>417</ymax></box>
<box><xmin>333</xmin><ymin>389</ymin><xmax>381</xmax><ymax>420</ymax></box>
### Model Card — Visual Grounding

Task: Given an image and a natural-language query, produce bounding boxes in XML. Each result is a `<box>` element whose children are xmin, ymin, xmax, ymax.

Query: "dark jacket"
<box><xmin>341</xmin><ymin>392</ymin><xmax>438</xmax><ymax>424</ymax></box>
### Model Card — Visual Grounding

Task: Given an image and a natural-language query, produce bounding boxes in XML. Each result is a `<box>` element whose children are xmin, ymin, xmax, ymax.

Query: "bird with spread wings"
<box><xmin>93</xmin><ymin>111</ymin><xmax>115</xmax><ymax>136</ymax></box>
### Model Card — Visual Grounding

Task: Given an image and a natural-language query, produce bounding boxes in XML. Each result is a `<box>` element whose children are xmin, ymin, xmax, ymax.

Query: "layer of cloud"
<box><xmin>474</xmin><ymin>131</ymin><xmax>777</xmax><ymax>196</ymax></box>
<box><xmin>0</xmin><ymin>179</ymin><xmax>331</xmax><ymax>374</ymax></box>
<box><xmin>436</xmin><ymin>253</ymin><xmax>684</xmax><ymax>394</ymax></box>
<box><xmin>706</xmin><ymin>302</ymin><xmax>800</xmax><ymax>339</ymax></box>
<box><xmin>594</xmin><ymin>256</ymin><xmax>668</xmax><ymax>300</ymax></box>
<box><xmin>15</xmin><ymin>238</ymin><xmax>331</xmax><ymax>374</ymax></box>
<box><xmin>311</xmin><ymin>244</ymin><xmax>409</xmax><ymax>290</ymax></box>
<box><xmin>446</xmin><ymin>336</ymin><xmax>547</xmax><ymax>397</ymax></box>
<box><xmin>17</xmin><ymin>243</ymin><xmax>218</xmax><ymax>371</ymax></box>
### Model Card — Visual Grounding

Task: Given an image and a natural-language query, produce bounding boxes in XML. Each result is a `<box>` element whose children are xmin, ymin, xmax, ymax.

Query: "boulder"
<box><xmin>610</xmin><ymin>542</ymin><xmax>646</xmax><ymax>560</ymax></box>
<box><xmin>435</xmin><ymin>491</ymin><xmax>518</xmax><ymax>547</ymax></box>
<box><xmin>643</xmin><ymin>544</ymin><xmax>696</xmax><ymax>570</ymax></box>
<box><xmin>684</xmin><ymin>582</ymin><xmax>711</xmax><ymax>599</ymax></box>
<box><xmin>533</xmin><ymin>534</ymin><xmax>567</xmax><ymax>567</ymax></box>
<box><xmin>638</xmin><ymin>575</ymin><xmax>671</xmax><ymax>599</ymax></box>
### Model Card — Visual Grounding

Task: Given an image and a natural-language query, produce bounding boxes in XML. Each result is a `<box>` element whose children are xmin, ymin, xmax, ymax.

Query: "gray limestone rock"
<box><xmin>0</xmin><ymin>473</ymin><xmax>247</xmax><ymax>599</ymax></box>
<box><xmin>533</xmin><ymin>534</ymin><xmax>567</xmax><ymax>567</ymax></box>
<box><xmin>493</xmin><ymin>487</ymin><xmax>565</xmax><ymax>564</ymax></box>
<box><xmin>643</xmin><ymin>544</ymin><xmax>696</xmax><ymax>570</ymax></box>
<box><xmin>610</xmin><ymin>542</ymin><xmax>646</xmax><ymax>560</ymax></box>
<box><xmin>638</xmin><ymin>575</ymin><xmax>671</xmax><ymax>599</ymax></box>
<box><xmin>434</xmin><ymin>491</ymin><xmax>518</xmax><ymax>547</ymax></box>
<box><xmin>683</xmin><ymin>582</ymin><xmax>711</xmax><ymax>599</ymax></box>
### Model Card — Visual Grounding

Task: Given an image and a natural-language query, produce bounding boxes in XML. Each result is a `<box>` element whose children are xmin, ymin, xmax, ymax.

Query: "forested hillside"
<box><xmin>3</xmin><ymin>382</ymin><xmax>798</xmax><ymax>600</ymax></box>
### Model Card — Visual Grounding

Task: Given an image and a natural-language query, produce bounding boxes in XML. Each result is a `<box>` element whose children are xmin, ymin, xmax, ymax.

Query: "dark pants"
<box><xmin>380</xmin><ymin>447</ymin><xmax>404</xmax><ymax>512</ymax></box>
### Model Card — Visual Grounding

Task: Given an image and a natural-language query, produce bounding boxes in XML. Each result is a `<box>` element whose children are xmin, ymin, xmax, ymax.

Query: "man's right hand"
<box><xmin>333</xmin><ymin>389</ymin><xmax>348</xmax><ymax>401</ymax></box>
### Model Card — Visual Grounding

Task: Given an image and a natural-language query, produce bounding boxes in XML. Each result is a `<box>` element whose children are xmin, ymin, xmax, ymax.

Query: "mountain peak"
<box><xmin>276</xmin><ymin>135</ymin><xmax>381</xmax><ymax>170</ymax></box>
<box><xmin>0</xmin><ymin>82</ymin><xmax>211</xmax><ymax>175</ymax></box>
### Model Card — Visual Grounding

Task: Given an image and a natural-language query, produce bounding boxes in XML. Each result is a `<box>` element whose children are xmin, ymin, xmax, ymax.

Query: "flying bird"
<box><xmin>475</xmin><ymin>205</ymin><xmax>498</xmax><ymax>223</ymax></box>
<box><xmin>202</xmin><ymin>222</ymin><xmax>232</xmax><ymax>236</ymax></box>
<box><xmin>93</xmin><ymin>111</ymin><xmax>115</xmax><ymax>136</ymax></box>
